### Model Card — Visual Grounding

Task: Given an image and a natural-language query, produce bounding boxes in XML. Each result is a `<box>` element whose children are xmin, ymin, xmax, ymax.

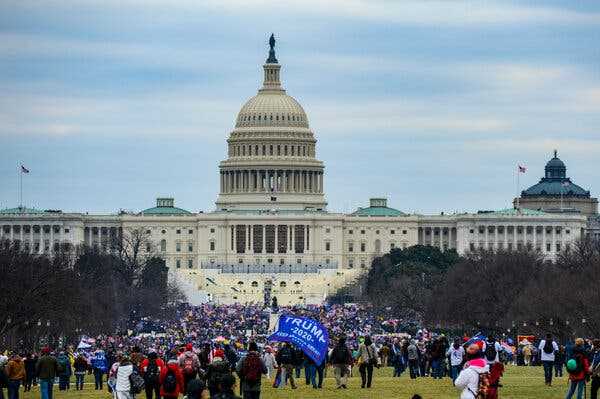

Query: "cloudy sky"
<box><xmin>1</xmin><ymin>0</ymin><xmax>599</xmax><ymax>214</ymax></box>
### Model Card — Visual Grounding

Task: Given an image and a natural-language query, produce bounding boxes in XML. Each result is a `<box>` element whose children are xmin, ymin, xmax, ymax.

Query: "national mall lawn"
<box><xmin>21</xmin><ymin>365</ymin><xmax>567</xmax><ymax>399</ymax></box>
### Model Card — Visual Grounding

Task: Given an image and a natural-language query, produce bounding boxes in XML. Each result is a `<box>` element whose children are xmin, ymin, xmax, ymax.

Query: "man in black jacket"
<box><xmin>330</xmin><ymin>337</ymin><xmax>352</xmax><ymax>389</ymax></box>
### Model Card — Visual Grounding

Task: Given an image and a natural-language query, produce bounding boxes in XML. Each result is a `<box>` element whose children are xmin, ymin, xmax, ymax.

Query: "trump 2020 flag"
<box><xmin>269</xmin><ymin>315</ymin><xmax>329</xmax><ymax>365</ymax></box>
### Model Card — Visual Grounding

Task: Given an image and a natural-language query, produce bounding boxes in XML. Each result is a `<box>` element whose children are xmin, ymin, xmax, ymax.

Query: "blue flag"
<box><xmin>268</xmin><ymin>315</ymin><xmax>329</xmax><ymax>365</ymax></box>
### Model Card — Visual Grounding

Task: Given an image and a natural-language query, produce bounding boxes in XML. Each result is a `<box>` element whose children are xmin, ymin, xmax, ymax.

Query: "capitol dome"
<box><xmin>215</xmin><ymin>35</ymin><xmax>327</xmax><ymax>212</ymax></box>
<box><xmin>235</xmin><ymin>93</ymin><xmax>308</xmax><ymax>129</ymax></box>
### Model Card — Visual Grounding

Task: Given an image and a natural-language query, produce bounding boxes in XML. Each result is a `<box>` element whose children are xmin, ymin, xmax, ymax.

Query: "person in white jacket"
<box><xmin>455</xmin><ymin>345</ymin><xmax>490</xmax><ymax>399</ymax></box>
<box><xmin>262</xmin><ymin>346</ymin><xmax>278</xmax><ymax>380</ymax></box>
<box><xmin>115</xmin><ymin>356</ymin><xmax>134</xmax><ymax>399</ymax></box>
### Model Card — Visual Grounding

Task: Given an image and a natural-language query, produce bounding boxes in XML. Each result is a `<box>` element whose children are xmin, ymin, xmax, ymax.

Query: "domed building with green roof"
<box><xmin>515</xmin><ymin>151</ymin><xmax>598</xmax><ymax>217</ymax></box>
<box><xmin>0</xmin><ymin>37</ymin><xmax>592</xmax><ymax>306</ymax></box>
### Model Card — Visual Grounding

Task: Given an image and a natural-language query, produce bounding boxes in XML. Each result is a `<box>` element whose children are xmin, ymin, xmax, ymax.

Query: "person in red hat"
<box><xmin>178</xmin><ymin>344</ymin><xmax>200</xmax><ymax>391</ymax></box>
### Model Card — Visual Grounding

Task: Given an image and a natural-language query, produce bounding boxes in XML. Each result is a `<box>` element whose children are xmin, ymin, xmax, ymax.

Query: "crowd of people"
<box><xmin>1</xmin><ymin>303</ymin><xmax>600</xmax><ymax>399</ymax></box>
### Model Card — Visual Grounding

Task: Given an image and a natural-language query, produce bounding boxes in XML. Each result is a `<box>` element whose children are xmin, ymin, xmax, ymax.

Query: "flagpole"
<box><xmin>516</xmin><ymin>166</ymin><xmax>520</xmax><ymax>210</ymax></box>
<box><xmin>19</xmin><ymin>162</ymin><xmax>22</xmax><ymax>210</ymax></box>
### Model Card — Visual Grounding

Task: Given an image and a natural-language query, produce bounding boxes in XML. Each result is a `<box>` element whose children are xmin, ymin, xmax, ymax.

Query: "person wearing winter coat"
<box><xmin>159</xmin><ymin>359</ymin><xmax>185</xmax><ymax>399</ymax></box>
<box><xmin>178</xmin><ymin>344</ymin><xmax>200</xmax><ymax>391</ymax></box>
<box><xmin>35</xmin><ymin>348</ymin><xmax>59</xmax><ymax>399</ymax></box>
<box><xmin>115</xmin><ymin>356</ymin><xmax>134</xmax><ymax>399</ymax></box>
<box><xmin>261</xmin><ymin>347</ymin><xmax>277</xmax><ymax>380</ymax></box>
<box><xmin>6</xmin><ymin>354</ymin><xmax>25</xmax><ymax>399</ymax></box>
<box><xmin>235</xmin><ymin>342</ymin><xmax>267</xmax><ymax>399</ymax></box>
<box><xmin>565</xmin><ymin>338</ymin><xmax>591</xmax><ymax>399</ymax></box>
<box><xmin>73</xmin><ymin>354</ymin><xmax>89</xmax><ymax>390</ymax></box>
<box><xmin>358</xmin><ymin>336</ymin><xmax>380</xmax><ymax>389</ymax></box>
<box><xmin>91</xmin><ymin>349</ymin><xmax>109</xmax><ymax>390</ymax></box>
<box><xmin>455</xmin><ymin>344</ymin><xmax>490</xmax><ymax>399</ymax></box>
<box><xmin>57</xmin><ymin>352</ymin><xmax>72</xmax><ymax>391</ymax></box>
<box><xmin>140</xmin><ymin>351</ymin><xmax>165</xmax><ymax>399</ymax></box>
<box><xmin>23</xmin><ymin>354</ymin><xmax>37</xmax><ymax>392</ymax></box>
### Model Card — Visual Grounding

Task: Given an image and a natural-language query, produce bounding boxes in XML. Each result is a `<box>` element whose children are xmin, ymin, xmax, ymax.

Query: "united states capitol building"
<box><xmin>1</xmin><ymin>38</ymin><xmax>597</xmax><ymax>305</ymax></box>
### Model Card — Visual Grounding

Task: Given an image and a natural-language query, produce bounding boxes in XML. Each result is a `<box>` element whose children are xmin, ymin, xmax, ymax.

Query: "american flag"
<box><xmin>518</xmin><ymin>165</ymin><xmax>527</xmax><ymax>173</ymax></box>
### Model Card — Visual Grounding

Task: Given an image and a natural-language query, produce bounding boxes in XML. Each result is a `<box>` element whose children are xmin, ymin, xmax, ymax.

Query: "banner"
<box><xmin>269</xmin><ymin>315</ymin><xmax>329</xmax><ymax>365</ymax></box>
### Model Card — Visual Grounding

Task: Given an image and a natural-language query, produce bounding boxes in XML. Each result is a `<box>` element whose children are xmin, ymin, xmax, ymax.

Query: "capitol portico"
<box><xmin>0</xmin><ymin>37</ymin><xmax>594</xmax><ymax>305</ymax></box>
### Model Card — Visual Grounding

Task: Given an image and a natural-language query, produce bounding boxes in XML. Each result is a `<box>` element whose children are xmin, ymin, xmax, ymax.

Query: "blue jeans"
<box><xmin>305</xmin><ymin>364</ymin><xmax>317</xmax><ymax>387</ymax></box>
<box><xmin>565</xmin><ymin>380</ymin><xmax>586</xmax><ymax>399</ymax></box>
<box><xmin>40</xmin><ymin>378</ymin><xmax>54</xmax><ymax>399</ymax></box>
<box><xmin>75</xmin><ymin>374</ymin><xmax>85</xmax><ymax>390</ymax></box>
<box><xmin>393</xmin><ymin>361</ymin><xmax>404</xmax><ymax>377</ymax></box>
<box><xmin>555</xmin><ymin>362</ymin><xmax>564</xmax><ymax>377</ymax></box>
<box><xmin>7</xmin><ymin>380</ymin><xmax>20</xmax><ymax>399</ymax></box>
<box><xmin>408</xmin><ymin>359</ymin><xmax>419</xmax><ymax>379</ymax></box>
<box><xmin>450</xmin><ymin>365</ymin><xmax>461</xmax><ymax>383</ymax></box>
<box><xmin>430</xmin><ymin>359</ymin><xmax>442</xmax><ymax>379</ymax></box>
<box><xmin>93</xmin><ymin>368</ymin><xmax>103</xmax><ymax>389</ymax></box>
<box><xmin>543</xmin><ymin>361</ymin><xmax>554</xmax><ymax>384</ymax></box>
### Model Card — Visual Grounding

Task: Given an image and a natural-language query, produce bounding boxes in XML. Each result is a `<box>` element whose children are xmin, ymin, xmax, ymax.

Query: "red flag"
<box><xmin>21</xmin><ymin>165</ymin><xmax>30</xmax><ymax>174</ymax></box>
<box><xmin>518</xmin><ymin>165</ymin><xmax>526</xmax><ymax>173</ymax></box>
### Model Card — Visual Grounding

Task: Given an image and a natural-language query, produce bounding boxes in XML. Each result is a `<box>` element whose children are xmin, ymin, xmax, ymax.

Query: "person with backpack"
<box><xmin>206</xmin><ymin>356</ymin><xmax>233</xmax><ymax>397</ymax></box>
<box><xmin>455</xmin><ymin>344</ymin><xmax>490</xmax><ymax>399</ymax></box>
<box><xmin>186</xmin><ymin>377</ymin><xmax>209</xmax><ymax>399</ymax></box>
<box><xmin>538</xmin><ymin>333</ymin><xmax>559</xmax><ymax>386</ymax></box>
<box><xmin>140</xmin><ymin>351</ymin><xmax>164</xmax><ymax>399</ymax></box>
<box><xmin>565</xmin><ymin>338</ymin><xmax>591</xmax><ymax>399</ymax></box>
<box><xmin>358</xmin><ymin>336</ymin><xmax>380</xmax><ymax>388</ymax></box>
<box><xmin>235</xmin><ymin>342</ymin><xmax>267</xmax><ymax>399</ymax></box>
<box><xmin>274</xmin><ymin>343</ymin><xmax>296</xmax><ymax>389</ymax></box>
<box><xmin>483</xmin><ymin>337</ymin><xmax>503</xmax><ymax>365</ymax></box>
<box><xmin>178</xmin><ymin>343</ymin><xmax>200</xmax><ymax>392</ymax></box>
<box><xmin>330</xmin><ymin>336</ymin><xmax>352</xmax><ymax>389</ymax></box>
<box><xmin>160</xmin><ymin>358</ymin><xmax>184</xmax><ymax>399</ymax></box>
<box><xmin>56</xmin><ymin>351</ymin><xmax>72</xmax><ymax>391</ymax></box>
<box><xmin>555</xmin><ymin>345</ymin><xmax>566</xmax><ymax>378</ymax></box>
<box><xmin>23</xmin><ymin>354</ymin><xmax>37</xmax><ymax>392</ymax></box>
<box><xmin>589</xmin><ymin>339</ymin><xmax>600</xmax><ymax>399</ymax></box>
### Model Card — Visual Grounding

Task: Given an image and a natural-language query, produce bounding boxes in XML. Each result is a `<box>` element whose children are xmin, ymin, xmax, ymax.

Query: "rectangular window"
<box><xmin>470</xmin><ymin>243</ymin><xmax>475</xmax><ymax>251</ymax></box>
<box><xmin>390</xmin><ymin>243</ymin><xmax>395</xmax><ymax>250</ymax></box>
<box><xmin>391</xmin><ymin>230</ymin><xmax>395</xmax><ymax>235</ymax></box>
<box><xmin>188</xmin><ymin>229</ymin><xmax>193</xmax><ymax>234</ymax></box>
<box><xmin>176</xmin><ymin>259</ymin><xmax>181</xmax><ymax>268</ymax></box>
<box><xmin>253</xmin><ymin>225</ymin><xmax>263</xmax><ymax>253</ymax></box>
<box><xmin>325</xmin><ymin>228</ymin><xmax>330</xmax><ymax>233</ymax></box>
<box><xmin>294</xmin><ymin>225</ymin><xmax>304</xmax><ymax>254</ymax></box>
<box><xmin>325</xmin><ymin>242</ymin><xmax>330</xmax><ymax>251</ymax></box>
<box><xmin>176</xmin><ymin>242</ymin><xmax>181</xmax><ymax>252</ymax></box>
<box><xmin>546</xmin><ymin>243</ymin><xmax>551</xmax><ymax>252</ymax></box>
<box><xmin>210</xmin><ymin>228</ymin><xmax>215</xmax><ymax>233</ymax></box>
<box><xmin>348</xmin><ymin>243</ymin><xmax>354</xmax><ymax>252</ymax></box>
<box><xmin>348</xmin><ymin>259</ymin><xmax>354</xmax><ymax>268</ymax></box>
<box><xmin>210</xmin><ymin>241</ymin><xmax>215</xmax><ymax>251</ymax></box>
<box><xmin>403</xmin><ymin>230</ymin><xmax>407</xmax><ymax>235</ymax></box>
<box><xmin>265</xmin><ymin>225</ymin><xmax>276</xmax><ymax>254</ymax></box>
<box><xmin>146</xmin><ymin>229</ymin><xmax>151</xmax><ymax>234</ymax></box>
<box><xmin>361</xmin><ymin>229</ymin><xmax>365</xmax><ymax>234</ymax></box>
<box><xmin>176</xmin><ymin>229</ymin><xmax>181</xmax><ymax>234</ymax></box>
<box><xmin>360</xmin><ymin>242</ymin><xmax>366</xmax><ymax>252</ymax></box>
<box><xmin>188</xmin><ymin>242</ymin><xmax>193</xmax><ymax>252</ymax></box>
<box><xmin>277</xmin><ymin>225</ymin><xmax>287</xmax><ymax>253</ymax></box>
<box><xmin>236</xmin><ymin>225</ymin><xmax>246</xmax><ymax>254</ymax></box>
<box><xmin>64</xmin><ymin>228</ymin><xmax>70</xmax><ymax>234</ymax></box>
<box><xmin>349</xmin><ymin>230</ymin><xmax>353</xmax><ymax>234</ymax></box>
<box><xmin>556</xmin><ymin>243</ymin><xmax>561</xmax><ymax>252</ymax></box>
<box><xmin>188</xmin><ymin>259</ymin><xmax>193</xmax><ymax>269</ymax></box>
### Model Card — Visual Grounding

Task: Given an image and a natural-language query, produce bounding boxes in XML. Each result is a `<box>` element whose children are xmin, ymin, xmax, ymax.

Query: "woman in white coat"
<box><xmin>115</xmin><ymin>356</ymin><xmax>134</xmax><ymax>399</ymax></box>
<box><xmin>455</xmin><ymin>344</ymin><xmax>489</xmax><ymax>399</ymax></box>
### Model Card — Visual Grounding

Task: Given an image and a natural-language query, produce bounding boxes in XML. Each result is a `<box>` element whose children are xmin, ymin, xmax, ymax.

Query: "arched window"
<box><xmin>238</xmin><ymin>281</ymin><xmax>244</xmax><ymax>286</ymax></box>
<box><xmin>375</xmin><ymin>239</ymin><xmax>381</xmax><ymax>253</ymax></box>
<box><xmin>160</xmin><ymin>239</ymin><xmax>166</xmax><ymax>252</ymax></box>
<box><xmin>294</xmin><ymin>281</ymin><xmax>300</xmax><ymax>286</ymax></box>
<box><xmin>251</xmin><ymin>281</ymin><xmax>258</xmax><ymax>287</ymax></box>
<box><xmin>280</xmin><ymin>281</ymin><xmax>287</xmax><ymax>288</ymax></box>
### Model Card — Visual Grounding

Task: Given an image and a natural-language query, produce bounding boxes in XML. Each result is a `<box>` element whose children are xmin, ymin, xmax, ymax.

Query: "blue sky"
<box><xmin>1</xmin><ymin>0</ymin><xmax>599</xmax><ymax>214</ymax></box>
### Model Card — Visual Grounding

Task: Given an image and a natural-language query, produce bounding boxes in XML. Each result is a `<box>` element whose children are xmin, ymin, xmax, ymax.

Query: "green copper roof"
<box><xmin>140</xmin><ymin>206</ymin><xmax>192</xmax><ymax>216</ymax></box>
<box><xmin>351</xmin><ymin>206</ymin><xmax>406</xmax><ymax>217</ymax></box>
<box><xmin>477</xmin><ymin>208</ymin><xmax>547</xmax><ymax>216</ymax></box>
<box><xmin>0</xmin><ymin>207</ymin><xmax>46</xmax><ymax>215</ymax></box>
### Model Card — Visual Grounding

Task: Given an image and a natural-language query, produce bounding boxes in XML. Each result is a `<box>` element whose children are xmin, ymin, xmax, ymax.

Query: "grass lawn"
<box><xmin>21</xmin><ymin>365</ymin><xmax>569</xmax><ymax>399</ymax></box>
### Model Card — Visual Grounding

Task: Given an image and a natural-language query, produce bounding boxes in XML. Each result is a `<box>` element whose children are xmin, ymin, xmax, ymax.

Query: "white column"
<box><xmin>30</xmin><ymin>225</ymin><xmax>34</xmax><ymax>253</ymax></box>
<box><xmin>10</xmin><ymin>225</ymin><xmax>14</xmax><ymax>241</ymax></box>
<box><xmin>99</xmin><ymin>227</ymin><xmax>103</xmax><ymax>251</ymax></box>
<box><xmin>303</xmin><ymin>225</ymin><xmax>308</xmax><ymax>253</ymax></box>
<box><xmin>290</xmin><ymin>225</ymin><xmax>295</xmax><ymax>253</ymax></box>
<box><xmin>49</xmin><ymin>225</ymin><xmax>54</xmax><ymax>253</ymax></box>
<box><xmin>274</xmin><ymin>225</ymin><xmax>279</xmax><ymax>254</ymax></box>
<box><xmin>248</xmin><ymin>225</ymin><xmax>252</xmax><ymax>253</ymax></box>
<box><xmin>513</xmin><ymin>225</ymin><xmax>517</xmax><ymax>248</ymax></box>
<box><xmin>20</xmin><ymin>224</ymin><xmax>24</xmax><ymax>243</ymax></box>
<box><xmin>262</xmin><ymin>225</ymin><xmax>266</xmax><ymax>253</ymax></box>
<box><xmin>552</xmin><ymin>226</ymin><xmax>556</xmax><ymax>254</ymax></box>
